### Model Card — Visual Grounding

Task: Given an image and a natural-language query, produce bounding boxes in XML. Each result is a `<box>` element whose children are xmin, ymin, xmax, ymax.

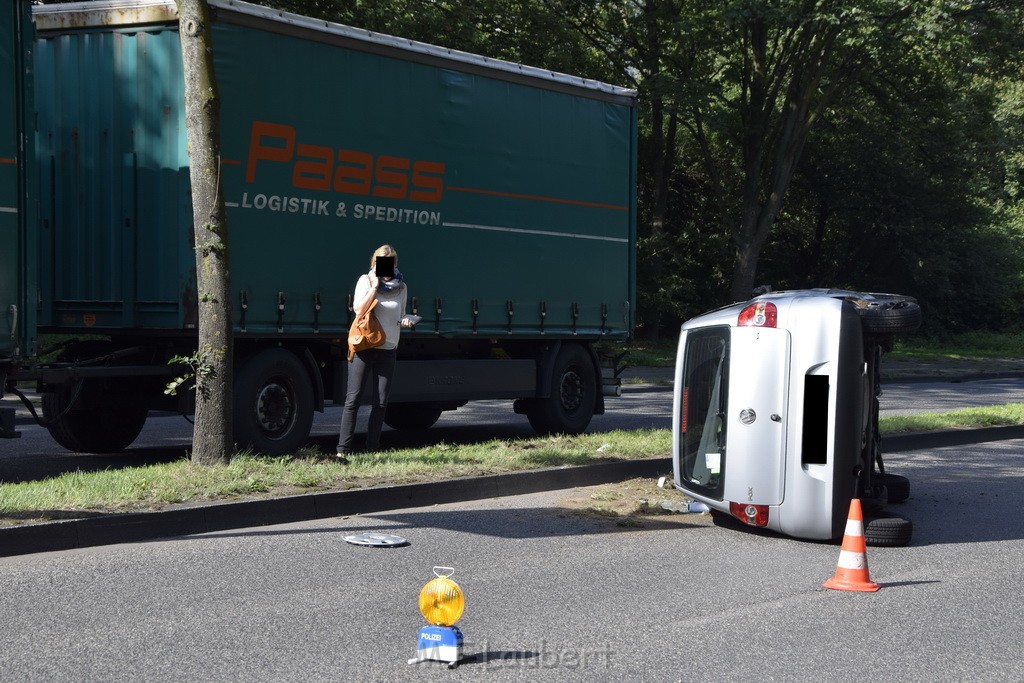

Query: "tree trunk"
<box><xmin>726</xmin><ymin>16</ymin><xmax>844</xmax><ymax>303</ymax></box>
<box><xmin>636</xmin><ymin>0</ymin><xmax>681</xmax><ymax>340</ymax></box>
<box><xmin>176</xmin><ymin>0</ymin><xmax>233</xmax><ymax>465</ymax></box>
<box><xmin>730</xmin><ymin>210</ymin><xmax>769</xmax><ymax>302</ymax></box>
<box><xmin>643</xmin><ymin>102</ymin><xmax>678</xmax><ymax>340</ymax></box>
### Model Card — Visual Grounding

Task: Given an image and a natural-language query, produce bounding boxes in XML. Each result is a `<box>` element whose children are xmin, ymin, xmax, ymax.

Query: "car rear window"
<box><xmin>678</xmin><ymin>327</ymin><xmax>729</xmax><ymax>500</ymax></box>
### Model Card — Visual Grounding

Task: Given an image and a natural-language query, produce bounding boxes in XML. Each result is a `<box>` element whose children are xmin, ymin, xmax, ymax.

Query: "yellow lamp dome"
<box><xmin>419</xmin><ymin>573</ymin><xmax>465</xmax><ymax>626</ymax></box>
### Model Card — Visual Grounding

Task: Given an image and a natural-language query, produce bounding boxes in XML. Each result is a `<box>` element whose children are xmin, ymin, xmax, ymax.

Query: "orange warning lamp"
<box><xmin>410</xmin><ymin>567</ymin><xmax>466</xmax><ymax>668</ymax></box>
<box><xmin>418</xmin><ymin>568</ymin><xmax>465</xmax><ymax>626</ymax></box>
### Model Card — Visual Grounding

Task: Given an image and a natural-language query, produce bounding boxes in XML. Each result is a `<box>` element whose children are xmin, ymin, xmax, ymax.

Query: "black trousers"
<box><xmin>337</xmin><ymin>347</ymin><xmax>397</xmax><ymax>453</ymax></box>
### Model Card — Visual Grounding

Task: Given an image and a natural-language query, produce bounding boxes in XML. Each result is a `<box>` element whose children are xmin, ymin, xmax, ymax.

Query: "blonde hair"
<box><xmin>370</xmin><ymin>244</ymin><xmax>398</xmax><ymax>270</ymax></box>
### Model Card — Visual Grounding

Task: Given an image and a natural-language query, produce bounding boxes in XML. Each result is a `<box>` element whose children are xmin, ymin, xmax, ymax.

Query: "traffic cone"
<box><xmin>823</xmin><ymin>498</ymin><xmax>880</xmax><ymax>592</ymax></box>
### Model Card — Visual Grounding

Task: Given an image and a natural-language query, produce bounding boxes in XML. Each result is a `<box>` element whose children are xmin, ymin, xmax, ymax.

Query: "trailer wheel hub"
<box><xmin>256</xmin><ymin>382</ymin><xmax>293</xmax><ymax>433</ymax></box>
<box><xmin>559</xmin><ymin>370</ymin><xmax>583</xmax><ymax>413</ymax></box>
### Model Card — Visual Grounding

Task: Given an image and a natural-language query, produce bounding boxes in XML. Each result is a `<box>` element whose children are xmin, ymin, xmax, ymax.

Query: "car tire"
<box><xmin>879</xmin><ymin>473</ymin><xmax>910</xmax><ymax>503</ymax></box>
<box><xmin>864</xmin><ymin>513</ymin><xmax>913</xmax><ymax>547</ymax></box>
<box><xmin>855</xmin><ymin>296</ymin><xmax>922</xmax><ymax>337</ymax></box>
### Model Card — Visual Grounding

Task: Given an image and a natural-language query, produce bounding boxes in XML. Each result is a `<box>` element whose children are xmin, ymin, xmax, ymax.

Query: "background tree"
<box><xmin>759</xmin><ymin>0</ymin><xmax>1024</xmax><ymax>333</ymax></box>
<box><xmin>176</xmin><ymin>0</ymin><xmax>233</xmax><ymax>465</ymax></box>
<box><xmin>685</xmin><ymin>1</ymin><xmax>927</xmax><ymax>302</ymax></box>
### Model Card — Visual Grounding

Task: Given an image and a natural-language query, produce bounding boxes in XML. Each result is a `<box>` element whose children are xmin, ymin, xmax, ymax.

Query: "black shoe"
<box><xmin>333</xmin><ymin>451</ymin><xmax>350</xmax><ymax>464</ymax></box>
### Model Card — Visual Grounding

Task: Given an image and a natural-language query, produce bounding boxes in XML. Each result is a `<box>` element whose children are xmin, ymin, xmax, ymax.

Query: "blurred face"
<box><xmin>373</xmin><ymin>251</ymin><xmax>397</xmax><ymax>280</ymax></box>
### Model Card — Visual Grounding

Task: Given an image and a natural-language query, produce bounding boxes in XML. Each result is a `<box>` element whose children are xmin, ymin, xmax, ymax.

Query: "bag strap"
<box><xmin>356</xmin><ymin>290</ymin><xmax>378</xmax><ymax>319</ymax></box>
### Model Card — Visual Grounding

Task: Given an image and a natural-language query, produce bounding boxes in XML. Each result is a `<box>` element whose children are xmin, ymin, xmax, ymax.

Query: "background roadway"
<box><xmin>3</xmin><ymin>373</ymin><xmax>1023</xmax><ymax>484</ymax></box>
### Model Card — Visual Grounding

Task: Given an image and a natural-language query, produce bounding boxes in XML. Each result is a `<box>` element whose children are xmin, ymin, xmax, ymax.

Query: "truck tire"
<box><xmin>41</xmin><ymin>341</ymin><xmax>149</xmax><ymax>453</ymax></box>
<box><xmin>384</xmin><ymin>404</ymin><xmax>443</xmax><ymax>431</ymax></box>
<box><xmin>42</xmin><ymin>380</ymin><xmax>149</xmax><ymax>453</ymax></box>
<box><xmin>527</xmin><ymin>343</ymin><xmax>597</xmax><ymax>435</ymax></box>
<box><xmin>233</xmin><ymin>348</ymin><xmax>314</xmax><ymax>456</ymax></box>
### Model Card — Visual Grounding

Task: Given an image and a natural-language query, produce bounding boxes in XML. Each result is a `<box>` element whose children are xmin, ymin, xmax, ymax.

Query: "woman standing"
<box><xmin>336</xmin><ymin>244</ymin><xmax>412</xmax><ymax>458</ymax></box>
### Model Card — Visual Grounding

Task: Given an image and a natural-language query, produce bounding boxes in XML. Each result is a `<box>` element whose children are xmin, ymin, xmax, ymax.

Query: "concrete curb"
<box><xmin>0</xmin><ymin>458</ymin><xmax>671</xmax><ymax>558</ymax></box>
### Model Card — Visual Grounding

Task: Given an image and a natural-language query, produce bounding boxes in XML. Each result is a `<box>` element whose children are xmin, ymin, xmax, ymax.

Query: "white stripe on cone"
<box><xmin>836</xmin><ymin>549</ymin><xmax>868</xmax><ymax>570</ymax></box>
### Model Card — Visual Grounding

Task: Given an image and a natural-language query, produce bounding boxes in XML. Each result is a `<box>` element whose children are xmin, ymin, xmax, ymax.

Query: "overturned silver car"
<box><xmin>672</xmin><ymin>289</ymin><xmax>921</xmax><ymax>546</ymax></box>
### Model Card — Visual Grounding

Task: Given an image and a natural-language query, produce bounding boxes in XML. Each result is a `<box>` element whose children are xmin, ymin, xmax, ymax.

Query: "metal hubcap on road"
<box><xmin>256</xmin><ymin>382</ymin><xmax>293</xmax><ymax>434</ymax></box>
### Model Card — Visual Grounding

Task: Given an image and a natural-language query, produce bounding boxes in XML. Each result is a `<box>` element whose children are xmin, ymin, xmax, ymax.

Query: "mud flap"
<box><xmin>0</xmin><ymin>406</ymin><xmax>19</xmax><ymax>438</ymax></box>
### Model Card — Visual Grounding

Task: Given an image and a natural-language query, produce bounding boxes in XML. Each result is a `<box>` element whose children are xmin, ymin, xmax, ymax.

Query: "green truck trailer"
<box><xmin>1</xmin><ymin>0</ymin><xmax>637</xmax><ymax>455</ymax></box>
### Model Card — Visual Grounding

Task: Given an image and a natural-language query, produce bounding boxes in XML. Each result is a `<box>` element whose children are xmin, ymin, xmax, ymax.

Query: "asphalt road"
<box><xmin>880</xmin><ymin>377</ymin><xmax>1024</xmax><ymax>416</ymax></box>
<box><xmin>0</xmin><ymin>436</ymin><xmax>1021</xmax><ymax>681</ymax></box>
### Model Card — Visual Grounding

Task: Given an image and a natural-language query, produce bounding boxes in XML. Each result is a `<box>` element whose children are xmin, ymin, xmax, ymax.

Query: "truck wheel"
<box><xmin>233</xmin><ymin>348</ymin><xmax>314</xmax><ymax>456</ymax></box>
<box><xmin>384</xmin><ymin>404</ymin><xmax>443</xmax><ymax>431</ymax></box>
<box><xmin>527</xmin><ymin>344</ymin><xmax>597</xmax><ymax>435</ymax></box>
<box><xmin>864</xmin><ymin>513</ymin><xmax>913</xmax><ymax>547</ymax></box>
<box><xmin>42</xmin><ymin>380</ymin><xmax>148</xmax><ymax>453</ymax></box>
<box><xmin>42</xmin><ymin>339</ymin><xmax>149</xmax><ymax>453</ymax></box>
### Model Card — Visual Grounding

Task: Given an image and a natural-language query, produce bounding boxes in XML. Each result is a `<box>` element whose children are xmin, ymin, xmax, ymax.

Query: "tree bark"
<box><xmin>176</xmin><ymin>0</ymin><xmax>233</xmax><ymax>465</ymax></box>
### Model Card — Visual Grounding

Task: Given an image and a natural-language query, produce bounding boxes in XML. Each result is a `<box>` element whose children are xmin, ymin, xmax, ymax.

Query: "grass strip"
<box><xmin>877</xmin><ymin>403</ymin><xmax>1024</xmax><ymax>434</ymax></box>
<box><xmin>891</xmin><ymin>331</ymin><xmax>1024</xmax><ymax>360</ymax></box>
<box><xmin>0</xmin><ymin>430</ymin><xmax>671</xmax><ymax>524</ymax></box>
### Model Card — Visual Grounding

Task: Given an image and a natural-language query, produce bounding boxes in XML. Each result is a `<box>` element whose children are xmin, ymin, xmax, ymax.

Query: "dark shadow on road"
<box><xmin>879</xmin><ymin>580</ymin><xmax>942</xmax><ymax>588</ymax></box>
<box><xmin>184</xmin><ymin>504</ymin><xmax>708</xmax><ymax>544</ymax></box>
<box><xmin>457</xmin><ymin>650</ymin><xmax>540</xmax><ymax>667</ymax></box>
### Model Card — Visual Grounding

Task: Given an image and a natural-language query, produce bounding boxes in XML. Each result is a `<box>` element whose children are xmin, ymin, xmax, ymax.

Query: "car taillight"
<box><xmin>730</xmin><ymin>502</ymin><xmax>769</xmax><ymax>527</ymax></box>
<box><xmin>738</xmin><ymin>301</ymin><xmax>777</xmax><ymax>328</ymax></box>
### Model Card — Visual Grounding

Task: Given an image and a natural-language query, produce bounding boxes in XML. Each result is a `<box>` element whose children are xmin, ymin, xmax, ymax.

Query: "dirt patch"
<box><xmin>557</xmin><ymin>476</ymin><xmax>714</xmax><ymax>528</ymax></box>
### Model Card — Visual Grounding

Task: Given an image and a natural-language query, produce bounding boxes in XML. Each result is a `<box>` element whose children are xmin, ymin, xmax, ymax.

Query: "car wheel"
<box><xmin>864</xmin><ymin>513</ymin><xmax>913</xmax><ymax>547</ymax></box>
<box><xmin>879</xmin><ymin>473</ymin><xmax>910</xmax><ymax>503</ymax></box>
<box><xmin>853</xmin><ymin>295</ymin><xmax>922</xmax><ymax>337</ymax></box>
